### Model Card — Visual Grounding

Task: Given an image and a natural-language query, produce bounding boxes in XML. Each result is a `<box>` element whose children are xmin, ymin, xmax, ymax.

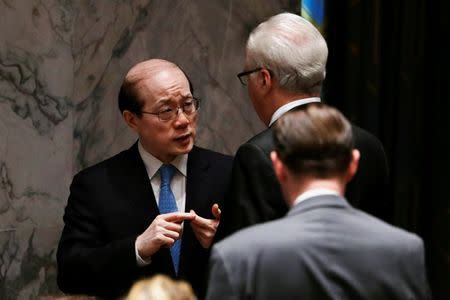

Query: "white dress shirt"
<box><xmin>293</xmin><ymin>188</ymin><xmax>340</xmax><ymax>207</ymax></box>
<box><xmin>138</xmin><ymin>142</ymin><xmax>188</xmax><ymax>212</ymax></box>
<box><xmin>269</xmin><ymin>97</ymin><xmax>321</xmax><ymax>127</ymax></box>
<box><xmin>135</xmin><ymin>141</ymin><xmax>188</xmax><ymax>266</ymax></box>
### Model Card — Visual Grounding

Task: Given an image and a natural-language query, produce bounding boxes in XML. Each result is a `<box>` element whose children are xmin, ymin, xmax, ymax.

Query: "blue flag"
<box><xmin>301</xmin><ymin>0</ymin><xmax>325</xmax><ymax>32</ymax></box>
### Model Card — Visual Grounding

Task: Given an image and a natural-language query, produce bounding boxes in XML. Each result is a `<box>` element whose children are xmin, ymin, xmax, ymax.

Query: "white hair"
<box><xmin>246</xmin><ymin>13</ymin><xmax>328</xmax><ymax>94</ymax></box>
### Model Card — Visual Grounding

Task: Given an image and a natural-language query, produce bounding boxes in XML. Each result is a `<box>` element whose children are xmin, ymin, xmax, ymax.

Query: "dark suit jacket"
<box><xmin>218</xmin><ymin>123</ymin><xmax>389</xmax><ymax>238</ymax></box>
<box><xmin>57</xmin><ymin>143</ymin><xmax>232</xmax><ymax>299</ymax></box>
<box><xmin>208</xmin><ymin>195</ymin><xmax>431</xmax><ymax>300</ymax></box>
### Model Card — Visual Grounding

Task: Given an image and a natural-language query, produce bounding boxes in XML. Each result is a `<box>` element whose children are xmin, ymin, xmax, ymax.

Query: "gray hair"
<box><xmin>246</xmin><ymin>13</ymin><xmax>328</xmax><ymax>94</ymax></box>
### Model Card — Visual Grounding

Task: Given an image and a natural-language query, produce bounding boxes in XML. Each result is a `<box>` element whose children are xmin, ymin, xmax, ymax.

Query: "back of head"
<box><xmin>273</xmin><ymin>103</ymin><xmax>353</xmax><ymax>178</ymax></box>
<box><xmin>246</xmin><ymin>12</ymin><xmax>328</xmax><ymax>95</ymax></box>
<box><xmin>125</xmin><ymin>275</ymin><xmax>197</xmax><ymax>300</ymax></box>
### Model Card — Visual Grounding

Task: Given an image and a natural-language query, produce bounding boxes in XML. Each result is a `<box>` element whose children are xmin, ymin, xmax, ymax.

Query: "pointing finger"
<box><xmin>163</xmin><ymin>212</ymin><xmax>195</xmax><ymax>223</ymax></box>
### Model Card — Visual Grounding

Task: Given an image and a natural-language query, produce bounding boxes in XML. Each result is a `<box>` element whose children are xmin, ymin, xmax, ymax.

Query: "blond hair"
<box><xmin>125</xmin><ymin>275</ymin><xmax>197</xmax><ymax>300</ymax></box>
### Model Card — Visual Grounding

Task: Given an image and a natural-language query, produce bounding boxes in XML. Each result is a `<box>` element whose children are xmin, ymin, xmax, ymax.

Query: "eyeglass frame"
<box><xmin>237</xmin><ymin>67</ymin><xmax>263</xmax><ymax>86</ymax></box>
<box><xmin>139</xmin><ymin>97</ymin><xmax>200</xmax><ymax>121</ymax></box>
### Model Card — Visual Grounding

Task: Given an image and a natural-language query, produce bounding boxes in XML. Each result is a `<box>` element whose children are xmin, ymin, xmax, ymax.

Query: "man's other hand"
<box><xmin>190</xmin><ymin>203</ymin><xmax>221</xmax><ymax>248</ymax></box>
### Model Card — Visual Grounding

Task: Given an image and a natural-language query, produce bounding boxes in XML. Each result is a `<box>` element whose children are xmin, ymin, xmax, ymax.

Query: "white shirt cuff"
<box><xmin>135</xmin><ymin>239</ymin><xmax>151</xmax><ymax>266</ymax></box>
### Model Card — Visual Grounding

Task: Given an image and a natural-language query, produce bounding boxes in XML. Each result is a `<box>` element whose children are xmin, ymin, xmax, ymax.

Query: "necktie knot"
<box><xmin>160</xmin><ymin>164</ymin><xmax>176</xmax><ymax>187</ymax></box>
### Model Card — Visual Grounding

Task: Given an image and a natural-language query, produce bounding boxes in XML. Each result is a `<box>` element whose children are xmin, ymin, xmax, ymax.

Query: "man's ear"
<box><xmin>259</xmin><ymin>68</ymin><xmax>273</xmax><ymax>94</ymax></box>
<box><xmin>271</xmin><ymin>151</ymin><xmax>287</xmax><ymax>184</ymax></box>
<box><xmin>122</xmin><ymin>110</ymin><xmax>139</xmax><ymax>133</ymax></box>
<box><xmin>346</xmin><ymin>149</ymin><xmax>360</xmax><ymax>183</ymax></box>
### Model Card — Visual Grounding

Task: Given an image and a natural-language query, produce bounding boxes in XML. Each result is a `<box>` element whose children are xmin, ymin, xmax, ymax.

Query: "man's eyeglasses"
<box><xmin>237</xmin><ymin>68</ymin><xmax>262</xmax><ymax>86</ymax></box>
<box><xmin>140</xmin><ymin>98</ymin><xmax>200</xmax><ymax>121</ymax></box>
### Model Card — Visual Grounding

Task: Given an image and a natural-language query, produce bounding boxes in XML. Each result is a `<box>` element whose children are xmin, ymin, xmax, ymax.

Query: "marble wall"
<box><xmin>0</xmin><ymin>0</ymin><xmax>297</xmax><ymax>298</ymax></box>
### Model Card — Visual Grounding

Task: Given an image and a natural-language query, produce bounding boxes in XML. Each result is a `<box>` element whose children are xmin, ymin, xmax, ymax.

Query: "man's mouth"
<box><xmin>175</xmin><ymin>133</ymin><xmax>191</xmax><ymax>142</ymax></box>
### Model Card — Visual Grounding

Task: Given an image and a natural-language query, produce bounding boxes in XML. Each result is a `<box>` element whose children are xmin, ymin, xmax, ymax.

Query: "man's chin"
<box><xmin>174</xmin><ymin>139</ymin><xmax>194</xmax><ymax>155</ymax></box>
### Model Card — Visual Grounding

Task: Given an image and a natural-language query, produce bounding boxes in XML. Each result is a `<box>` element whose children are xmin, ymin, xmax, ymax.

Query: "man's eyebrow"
<box><xmin>154</xmin><ymin>98</ymin><xmax>171</xmax><ymax>105</ymax></box>
<box><xmin>155</xmin><ymin>96</ymin><xmax>193</xmax><ymax>104</ymax></box>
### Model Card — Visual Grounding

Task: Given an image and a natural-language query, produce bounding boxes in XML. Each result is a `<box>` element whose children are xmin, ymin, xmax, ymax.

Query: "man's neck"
<box><xmin>265</xmin><ymin>90</ymin><xmax>321</xmax><ymax>126</ymax></box>
<box><xmin>274</xmin><ymin>89</ymin><xmax>319</xmax><ymax>109</ymax></box>
<box><xmin>286</xmin><ymin>178</ymin><xmax>345</xmax><ymax>207</ymax></box>
<box><xmin>268</xmin><ymin>97</ymin><xmax>321</xmax><ymax>127</ymax></box>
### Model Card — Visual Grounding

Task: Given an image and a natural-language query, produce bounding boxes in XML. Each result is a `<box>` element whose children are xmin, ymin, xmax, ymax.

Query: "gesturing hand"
<box><xmin>136</xmin><ymin>212</ymin><xmax>195</xmax><ymax>260</ymax></box>
<box><xmin>190</xmin><ymin>203</ymin><xmax>221</xmax><ymax>249</ymax></box>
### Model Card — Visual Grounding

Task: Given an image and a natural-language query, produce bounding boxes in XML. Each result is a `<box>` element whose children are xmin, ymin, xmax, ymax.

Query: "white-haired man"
<box><xmin>219</xmin><ymin>12</ymin><xmax>389</xmax><ymax>239</ymax></box>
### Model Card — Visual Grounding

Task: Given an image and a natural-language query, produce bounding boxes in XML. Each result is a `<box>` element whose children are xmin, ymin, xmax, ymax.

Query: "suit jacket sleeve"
<box><xmin>57</xmin><ymin>172</ymin><xmax>141</xmax><ymax>297</ymax></box>
<box><xmin>406</xmin><ymin>237</ymin><xmax>432</xmax><ymax>300</ymax></box>
<box><xmin>206</xmin><ymin>246</ymin><xmax>239</xmax><ymax>300</ymax></box>
<box><xmin>218</xmin><ymin>143</ymin><xmax>287</xmax><ymax>238</ymax></box>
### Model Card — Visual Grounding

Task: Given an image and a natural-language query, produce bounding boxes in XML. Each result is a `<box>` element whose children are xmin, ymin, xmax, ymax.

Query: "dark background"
<box><xmin>322</xmin><ymin>1</ymin><xmax>449</xmax><ymax>298</ymax></box>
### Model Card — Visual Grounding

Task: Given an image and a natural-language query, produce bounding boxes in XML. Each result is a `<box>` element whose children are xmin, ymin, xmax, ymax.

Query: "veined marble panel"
<box><xmin>0</xmin><ymin>1</ymin><xmax>296</xmax><ymax>298</ymax></box>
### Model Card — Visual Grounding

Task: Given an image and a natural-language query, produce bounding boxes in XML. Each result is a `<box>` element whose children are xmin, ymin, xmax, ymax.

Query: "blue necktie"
<box><xmin>158</xmin><ymin>164</ymin><xmax>181</xmax><ymax>274</ymax></box>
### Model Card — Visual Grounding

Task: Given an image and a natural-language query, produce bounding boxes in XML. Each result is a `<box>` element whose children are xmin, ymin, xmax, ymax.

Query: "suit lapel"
<box><xmin>185</xmin><ymin>146</ymin><xmax>210</xmax><ymax>213</ymax></box>
<box><xmin>178</xmin><ymin>146</ymin><xmax>210</xmax><ymax>275</ymax></box>
<box><xmin>111</xmin><ymin>143</ymin><xmax>160</xmax><ymax>222</ymax></box>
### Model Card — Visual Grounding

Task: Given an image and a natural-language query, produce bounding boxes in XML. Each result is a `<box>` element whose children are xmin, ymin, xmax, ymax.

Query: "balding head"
<box><xmin>118</xmin><ymin>59</ymin><xmax>193</xmax><ymax>115</ymax></box>
<box><xmin>126</xmin><ymin>59</ymin><xmax>179</xmax><ymax>86</ymax></box>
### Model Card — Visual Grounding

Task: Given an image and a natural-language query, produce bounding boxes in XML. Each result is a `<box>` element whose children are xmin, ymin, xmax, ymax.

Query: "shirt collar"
<box><xmin>269</xmin><ymin>97</ymin><xmax>321</xmax><ymax>127</ymax></box>
<box><xmin>138</xmin><ymin>141</ymin><xmax>188</xmax><ymax>179</ymax></box>
<box><xmin>293</xmin><ymin>188</ymin><xmax>340</xmax><ymax>207</ymax></box>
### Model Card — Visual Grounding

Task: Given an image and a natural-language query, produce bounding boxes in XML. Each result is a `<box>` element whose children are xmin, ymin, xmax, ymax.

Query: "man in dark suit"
<box><xmin>207</xmin><ymin>104</ymin><xmax>431</xmax><ymax>300</ymax></box>
<box><xmin>218</xmin><ymin>13</ymin><xmax>389</xmax><ymax>239</ymax></box>
<box><xmin>57</xmin><ymin>59</ymin><xmax>232</xmax><ymax>299</ymax></box>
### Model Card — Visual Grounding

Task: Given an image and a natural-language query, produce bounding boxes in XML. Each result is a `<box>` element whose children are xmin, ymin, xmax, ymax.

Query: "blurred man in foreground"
<box><xmin>207</xmin><ymin>104</ymin><xmax>430</xmax><ymax>300</ymax></box>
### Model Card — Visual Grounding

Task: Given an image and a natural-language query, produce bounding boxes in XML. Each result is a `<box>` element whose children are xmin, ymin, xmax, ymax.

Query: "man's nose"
<box><xmin>173</xmin><ymin>108</ymin><xmax>190</xmax><ymax>125</ymax></box>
